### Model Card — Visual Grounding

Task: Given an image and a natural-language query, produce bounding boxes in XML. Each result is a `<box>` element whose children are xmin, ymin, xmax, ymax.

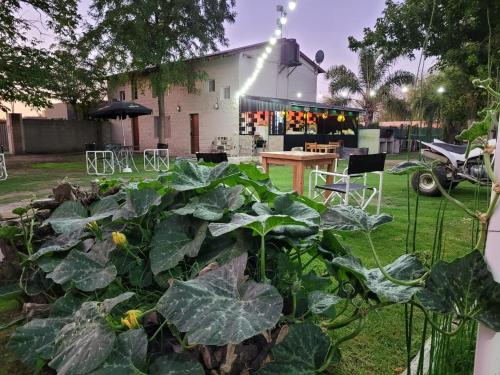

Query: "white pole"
<box><xmin>473</xmin><ymin>119</ymin><xmax>500</xmax><ymax>375</ymax></box>
<box><xmin>121</xmin><ymin>117</ymin><xmax>126</xmax><ymax>146</ymax></box>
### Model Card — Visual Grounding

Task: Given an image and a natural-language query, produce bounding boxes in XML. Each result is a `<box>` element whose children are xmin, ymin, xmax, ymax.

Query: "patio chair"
<box><xmin>309</xmin><ymin>153</ymin><xmax>386</xmax><ymax>214</ymax></box>
<box><xmin>0</xmin><ymin>145</ymin><xmax>7</xmax><ymax>181</ymax></box>
<box><xmin>144</xmin><ymin>143</ymin><xmax>169</xmax><ymax>172</ymax></box>
<box><xmin>305</xmin><ymin>142</ymin><xmax>317</xmax><ymax>152</ymax></box>
<box><xmin>196</xmin><ymin>152</ymin><xmax>228</xmax><ymax>163</ymax></box>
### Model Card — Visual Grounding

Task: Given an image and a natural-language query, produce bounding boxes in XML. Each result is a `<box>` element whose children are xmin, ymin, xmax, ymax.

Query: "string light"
<box><xmin>235</xmin><ymin>2</ymin><xmax>298</xmax><ymax>99</ymax></box>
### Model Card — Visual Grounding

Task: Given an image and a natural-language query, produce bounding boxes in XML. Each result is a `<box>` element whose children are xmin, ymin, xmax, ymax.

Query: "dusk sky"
<box><xmin>221</xmin><ymin>0</ymin><xmax>420</xmax><ymax>97</ymax></box>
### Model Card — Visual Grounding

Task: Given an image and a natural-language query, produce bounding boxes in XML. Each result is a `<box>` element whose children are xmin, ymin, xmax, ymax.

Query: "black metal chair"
<box><xmin>196</xmin><ymin>152</ymin><xmax>228</xmax><ymax>164</ymax></box>
<box><xmin>309</xmin><ymin>153</ymin><xmax>387</xmax><ymax>214</ymax></box>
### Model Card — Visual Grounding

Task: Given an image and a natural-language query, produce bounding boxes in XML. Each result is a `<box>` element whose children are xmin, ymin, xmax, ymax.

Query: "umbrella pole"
<box><xmin>121</xmin><ymin>118</ymin><xmax>126</xmax><ymax>146</ymax></box>
<box><xmin>120</xmin><ymin>117</ymin><xmax>132</xmax><ymax>173</ymax></box>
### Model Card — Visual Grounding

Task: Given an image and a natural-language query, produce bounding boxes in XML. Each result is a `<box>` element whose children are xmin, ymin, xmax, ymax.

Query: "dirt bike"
<box><xmin>412</xmin><ymin>139</ymin><xmax>496</xmax><ymax>196</ymax></box>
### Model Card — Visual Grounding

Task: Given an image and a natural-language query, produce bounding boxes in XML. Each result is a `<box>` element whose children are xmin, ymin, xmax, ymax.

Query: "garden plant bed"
<box><xmin>0</xmin><ymin>152</ymin><xmax>493</xmax><ymax>374</ymax></box>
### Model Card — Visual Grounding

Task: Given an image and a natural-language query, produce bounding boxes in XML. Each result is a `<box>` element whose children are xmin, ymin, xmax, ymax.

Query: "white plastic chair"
<box><xmin>309</xmin><ymin>153</ymin><xmax>386</xmax><ymax>214</ymax></box>
<box><xmin>144</xmin><ymin>148</ymin><xmax>170</xmax><ymax>172</ymax></box>
<box><xmin>0</xmin><ymin>146</ymin><xmax>7</xmax><ymax>181</ymax></box>
<box><xmin>86</xmin><ymin>151</ymin><xmax>115</xmax><ymax>176</ymax></box>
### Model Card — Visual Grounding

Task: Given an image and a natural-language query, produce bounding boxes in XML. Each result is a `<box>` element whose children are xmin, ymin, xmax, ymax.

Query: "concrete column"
<box><xmin>473</xmin><ymin>125</ymin><xmax>500</xmax><ymax>374</ymax></box>
<box><xmin>6</xmin><ymin>113</ymin><xmax>24</xmax><ymax>154</ymax></box>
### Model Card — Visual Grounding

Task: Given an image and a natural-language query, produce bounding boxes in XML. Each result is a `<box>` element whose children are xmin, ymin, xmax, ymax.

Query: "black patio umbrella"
<box><xmin>90</xmin><ymin>101</ymin><xmax>153</xmax><ymax>146</ymax></box>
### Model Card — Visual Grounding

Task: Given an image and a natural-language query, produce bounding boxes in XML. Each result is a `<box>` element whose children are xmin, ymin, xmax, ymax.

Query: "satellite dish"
<box><xmin>315</xmin><ymin>50</ymin><xmax>325</xmax><ymax>65</ymax></box>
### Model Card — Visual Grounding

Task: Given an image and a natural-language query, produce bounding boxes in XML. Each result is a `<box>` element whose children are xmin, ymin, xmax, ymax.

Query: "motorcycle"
<box><xmin>412</xmin><ymin>139</ymin><xmax>496</xmax><ymax>196</ymax></box>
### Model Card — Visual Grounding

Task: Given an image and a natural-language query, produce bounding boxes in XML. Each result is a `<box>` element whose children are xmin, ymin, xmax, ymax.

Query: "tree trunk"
<box><xmin>157</xmin><ymin>90</ymin><xmax>166</xmax><ymax>144</ymax></box>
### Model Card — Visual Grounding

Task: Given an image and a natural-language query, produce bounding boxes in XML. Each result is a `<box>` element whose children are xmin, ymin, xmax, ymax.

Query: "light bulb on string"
<box><xmin>288</xmin><ymin>1</ymin><xmax>297</xmax><ymax>10</ymax></box>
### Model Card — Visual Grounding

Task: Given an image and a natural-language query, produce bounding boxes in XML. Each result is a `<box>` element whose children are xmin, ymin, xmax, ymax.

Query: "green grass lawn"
<box><xmin>0</xmin><ymin>152</ymin><xmax>487</xmax><ymax>374</ymax></box>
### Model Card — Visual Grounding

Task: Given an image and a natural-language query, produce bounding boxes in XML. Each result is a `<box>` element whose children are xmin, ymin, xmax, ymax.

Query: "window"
<box><xmin>208</xmin><ymin>79</ymin><xmax>216</xmax><ymax>92</ymax></box>
<box><xmin>131</xmin><ymin>79</ymin><xmax>138</xmax><ymax>100</ymax></box>
<box><xmin>270</xmin><ymin>111</ymin><xmax>285</xmax><ymax>135</ymax></box>
<box><xmin>154</xmin><ymin>116</ymin><xmax>171</xmax><ymax>138</ymax></box>
<box><xmin>223</xmin><ymin>86</ymin><xmax>231</xmax><ymax>99</ymax></box>
<box><xmin>119</xmin><ymin>91</ymin><xmax>126</xmax><ymax>101</ymax></box>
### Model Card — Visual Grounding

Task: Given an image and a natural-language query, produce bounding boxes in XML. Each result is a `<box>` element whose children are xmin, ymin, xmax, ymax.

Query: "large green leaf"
<box><xmin>29</xmin><ymin>229</ymin><xmax>86</xmax><ymax>261</ymax></box>
<box><xmin>150</xmin><ymin>353</ymin><xmax>204</xmax><ymax>375</ymax></box>
<box><xmin>47</xmin><ymin>250</ymin><xmax>117</xmax><ymax>292</ymax></box>
<box><xmin>418</xmin><ymin>250</ymin><xmax>500</xmax><ymax>331</ymax></box>
<box><xmin>49</xmin><ymin>293</ymin><xmax>133</xmax><ymax>375</ymax></box>
<box><xmin>308</xmin><ymin>291</ymin><xmax>342</xmax><ymax>318</ymax></box>
<box><xmin>169</xmin><ymin>160</ymin><xmax>240</xmax><ymax>191</ymax></box>
<box><xmin>45</xmin><ymin>199</ymin><xmax>118</xmax><ymax>234</ymax></box>
<box><xmin>150</xmin><ymin>215</ymin><xmax>208</xmax><ymax>275</ymax></box>
<box><xmin>456</xmin><ymin>110</ymin><xmax>495</xmax><ymax>143</ymax></box>
<box><xmin>156</xmin><ymin>253</ymin><xmax>283</xmax><ymax>345</ymax></box>
<box><xmin>332</xmin><ymin>254</ymin><xmax>425</xmax><ymax>303</ymax></box>
<box><xmin>117</xmin><ymin>187</ymin><xmax>161</xmax><ymax>219</ymax></box>
<box><xmin>320</xmin><ymin>205</ymin><xmax>393</xmax><ymax>233</ymax></box>
<box><xmin>7</xmin><ymin>318</ymin><xmax>67</xmax><ymax>369</ymax></box>
<box><xmin>89</xmin><ymin>329</ymin><xmax>148</xmax><ymax>375</ymax></box>
<box><xmin>196</xmin><ymin>230</ymin><xmax>254</xmax><ymax>268</ymax></box>
<box><xmin>173</xmin><ymin>185</ymin><xmax>245</xmax><ymax>221</ymax></box>
<box><xmin>50</xmin><ymin>293</ymin><xmax>83</xmax><ymax>317</ymax></box>
<box><xmin>387</xmin><ymin>160</ymin><xmax>430</xmax><ymax>175</ymax></box>
<box><xmin>256</xmin><ymin>322</ymin><xmax>330</xmax><ymax>375</ymax></box>
<box><xmin>208</xmin><ymin>213</ymin><xmax>309</xmax><ymax>237</ymax></box>
<box><xmin>253</xmin><ymin>195</ymin><xmax>320</xmax><ymax>236</ymax></box>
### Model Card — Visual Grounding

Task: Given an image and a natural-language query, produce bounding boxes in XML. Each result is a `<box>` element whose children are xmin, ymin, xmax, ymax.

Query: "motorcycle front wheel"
<box><xmin>411</xmin><ymin>167</ymin><xmax>454</xmax><ymax>197</ymax></box>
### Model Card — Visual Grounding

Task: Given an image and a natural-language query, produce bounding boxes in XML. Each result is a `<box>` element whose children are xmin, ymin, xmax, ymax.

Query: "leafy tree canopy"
<box><xmin>0</xmin><ymin>0</ymin><xmax>79</xmax><ymax>112</ymax></box>
<box><xmin>348</xmin><ymin>0</ymin><xmax>500</xmax><ymax>78</ymax></box>
<box><xmin>326</xmin><ymin>48</ymin><xmax>414</xmax><ymax>124</ymax></box>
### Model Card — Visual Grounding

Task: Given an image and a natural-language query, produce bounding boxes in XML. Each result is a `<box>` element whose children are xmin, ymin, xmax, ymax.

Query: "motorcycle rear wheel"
<box><xmin>411</xmin><ymin>167</ymin><xmax>453</xmax><ymax>197</ymax></box>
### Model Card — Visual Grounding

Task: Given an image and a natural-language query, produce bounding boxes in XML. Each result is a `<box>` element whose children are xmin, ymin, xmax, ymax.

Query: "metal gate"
<box><xmin>0</xmin><ymin>122</ymin><xmax>8</xmax><ymax>151</ymax></box>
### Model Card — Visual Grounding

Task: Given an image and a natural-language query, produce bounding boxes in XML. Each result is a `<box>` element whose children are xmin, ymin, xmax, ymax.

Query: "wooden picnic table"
<box><xmin>261</xmin><ymin>151</ymin><xmax>338</xmax><ymax>195</ymax></box>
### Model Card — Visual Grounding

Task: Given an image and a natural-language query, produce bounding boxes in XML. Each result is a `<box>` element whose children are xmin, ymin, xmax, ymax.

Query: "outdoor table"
<box><xmin>261</xmin><ymin>151</ymin><xmax>338</xmax><ymax>195</ymax></box>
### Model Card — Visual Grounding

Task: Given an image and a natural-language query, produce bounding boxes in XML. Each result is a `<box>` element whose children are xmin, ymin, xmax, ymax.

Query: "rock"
<box><xmin>53</xmin><ymin>182</ymin><xmax>77</xmax><ymax>202</ymax></box>
<box><xmin>0</xmin><ymin>239</ymin><xmax>21</xmax><ymax>283</ymax></box>
<box><xmin>31</xmin><ymin>198</ymin><xmax>59</xmax><ymax>210</ymax></box>
<box><xmin>35</xmin><ymin>209</ymin><xmax>52</xmax><ymax>221</ymax></box>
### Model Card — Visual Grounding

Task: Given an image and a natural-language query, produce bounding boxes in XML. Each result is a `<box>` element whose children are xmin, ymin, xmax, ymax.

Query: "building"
<box><xmin>107</xmin><ymin>39</ymin><xmax>362</xmax><ymax>156</ymax></box>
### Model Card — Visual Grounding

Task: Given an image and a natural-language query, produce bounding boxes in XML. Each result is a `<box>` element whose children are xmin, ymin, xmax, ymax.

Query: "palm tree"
<box><xmin>326</xmin><ymin>48</ymin><xmax>414</xmax><ymax>124</ymax></box>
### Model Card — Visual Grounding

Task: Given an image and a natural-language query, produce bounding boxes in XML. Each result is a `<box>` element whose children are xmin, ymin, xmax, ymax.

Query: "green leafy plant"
<box><xmin>2</xmin><ymin>153</ymin><xmax>499</xmax><ymax>374</ymax></box>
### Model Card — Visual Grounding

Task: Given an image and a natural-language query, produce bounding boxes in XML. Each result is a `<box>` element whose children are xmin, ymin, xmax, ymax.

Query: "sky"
<box><xmin>222</xmin><ymin>0</ymin><xmax>420</xmax><ymax>98</ymax></box>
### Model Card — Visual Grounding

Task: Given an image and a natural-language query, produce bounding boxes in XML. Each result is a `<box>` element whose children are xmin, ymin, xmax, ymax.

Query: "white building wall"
<box><xmin>108</xmin><ymin>55</ymin><xmax>240</xmax><ymax>156</ymax></box>
<box><xmin>238</xmin><ymin>44</ymin><xmax>318</xmax><ymax>101</ymax></box>
<box><xmin>107</xmin><ymin>40</ymin><xmax>320</xmax><ymax>156</ymax></box>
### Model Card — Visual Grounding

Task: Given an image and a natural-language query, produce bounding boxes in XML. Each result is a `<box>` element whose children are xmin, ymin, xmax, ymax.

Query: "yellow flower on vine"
<box><xmin>86</xmin><ymin>221</ymin><xmax>99</xmax><ymax>231</ymax></box>
<box><xmin>112</xmin><ymin>231</ymin><xmax>127</xmax><ymax>246</ymax></box>
<box><xmin>121</xmin><ymin>310</ymin><xmax>142</xmax><ymax>329</ymax></box>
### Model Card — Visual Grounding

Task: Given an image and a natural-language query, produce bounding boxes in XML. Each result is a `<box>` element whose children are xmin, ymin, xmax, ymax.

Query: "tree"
<box><xmin>49</xmin><ymin>41</ymin><xmax>108</xmax><ymax>119</ymax></box>
<box><xmin>348</xmin><ymin>0</ymin><xmax>500</xmax><ymax>81</ymax></box>
<box><xmin>85</xmin><ymin>0</ymin><xmax>236</xmax><ymax>143</ymax></box>
<box><xmin>0</xmin><ymin>0</ymin><xmax>79</xmax><ymax>113</ymax></box>
<box><xmin>326</xmin><ymin>48</ymin><xmax>414</xmax><ymax>124</ymax></box>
